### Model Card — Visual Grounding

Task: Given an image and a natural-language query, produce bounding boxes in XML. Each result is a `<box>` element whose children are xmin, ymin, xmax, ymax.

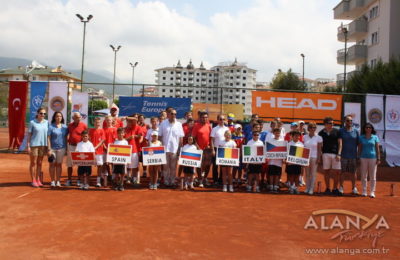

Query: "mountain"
<box><xmin>0</xmin><ymin>56</ymin><xmax>136</xmax><ymax>96</ymax></box>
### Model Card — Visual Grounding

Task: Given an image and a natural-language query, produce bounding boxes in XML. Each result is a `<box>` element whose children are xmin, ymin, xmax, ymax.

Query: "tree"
<box><xmin>89</xmin><ymin>99</ymin><xmax>108</xmax><ymax>114</ymax></box>
<box><xmin>270</xmin><ymin>69</ymin><xmax>306</xmax><ymax>91</ymax></box>
<box><xmin>346</xmin><ymin>57</ymin><xmax>400</xmax><ymax>95</ymax></box>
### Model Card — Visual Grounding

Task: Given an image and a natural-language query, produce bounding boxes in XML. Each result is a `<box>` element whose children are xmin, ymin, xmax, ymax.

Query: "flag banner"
<box><xmin>385</xmin><ymin>95</ymin><xmax>400</xmax><ymax>131</ymax></box>
<box><xmin>384</xmin><ymin>131</ymin><xmax>400</xmax><ymax>167</ymax></box>
<box><xmin>192</xmin><ymin>103</ymin><xmax>244</xmax><ymax>121</ymax></box>
<box><xmin>119</xmin><ymin>97</ymin><xmax>191</xmax><ymax>118</ymax></box>
<box><xmin>365</xmin><ymin>94</ymin><xmax>384</xmax><ymax>131</ymax></box>
<box><xmin>216</xmin><ymin>147</ymin><xmax>240</xmax><ymax>166</ymax></box>
<box><xmin>48</xmin><ymin>81</ymin><xmax>68</xmax><ymax>124</ymax></box>
<box><xmin>142</xmin><ymin>146</ymin><xmax>166</xmax><ymax>165</ymax></box>
<box><xmin>242</xmin><ymin>145</ymin><xmax>264</xmax><ymax>164</ymax></box>
<box><xmin>8</xmin><ymin>81</ymin><xmax>28</xmax><ymax>149</ymax></box>
<box><xmin>286</xmin><ymin>145</ymin><xmax>310</xmax><ymax>166</ymax></box>
<box><xmin>252</xmin><ymin>91</ymin><xmax>342</xmax><ymax>124</ymax></box>
<box><xmin>106</xmin><ymin>144</ymin><xmax>132</xmax><ymax>164</ymax></box>
<box><xmin>71</xmin><ymin>90</ymin><xmax>89</xmax><ymax>125</ymax></box>
<box><xmin>178</xmin><ymin>147</ymin><xmax>203</xmax><ymax>168</ymax></box>
<box><xmin>29</xmin><ymin>81</ymin><xmax>47</xmax><ymax>121</ymax></box>
<box><xmin>265</xmin><ymin>140</ymin><xmax>287</xmax><ymax>159</ymax></box>
<box><xmin>70</xmin><ymin>152</ymin><xmax>96</xmax><ymax>166</ymax></box>
<box><xmin>344</xmin><ymin>102</ymin><xmax>361</xmax><ymax>131</ymax></box>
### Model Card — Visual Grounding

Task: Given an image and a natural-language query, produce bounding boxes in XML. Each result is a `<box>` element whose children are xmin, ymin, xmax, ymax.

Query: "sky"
<box><xmin>0</xmin><ymin>0</ymin><xmax>348</xmax><ymax>84</ymax></box>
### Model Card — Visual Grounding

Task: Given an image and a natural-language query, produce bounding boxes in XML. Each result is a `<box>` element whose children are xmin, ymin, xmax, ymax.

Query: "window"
<box><xmin>208</xmin><ymin>92</ymin><xmax>211</xmax><ymax>95</ymax></box>
<box><xmin>196</xmin><ymin>73</ymin><xmax>199</xmax><ymax>76</ymax></box>
<box><xmin>236</xmin><ymin>82</ymin><xmax>240</xmax><ymax>86</ymax></box>
<box><xmin>209</xmin><ymin>80</ymin><xmax>212</xmax><ymax>83</ymax></box>
<box><xmin>242</xmin><ymin>83</ymin><xmax>246</xmax><ymax>87</ymax></box>
<box><xmin>230</xmin><ymin>70</ymin><xmax>234</xmax><ymax>73</ymax></box>
<box><xmin>243</xmin><ymin>70</ymin><xmax>247</xmax><ymax>73</ymax></box>
<box><xmin>196</xmin><ymin>79</ymin><xmax>199</xmax><ymax>82</ymax></box>
<box><xmin>369</xmin><ymin>6</ymin><xmax>379</xmax><ymax>20</ymax></box>
<box><xmin>170</xmin><ymin>71</ymin><xmax>174</xmax><ymax>74</ymax></box>
<box><xmin>236</xmin><ymin>95</ymin><xmax>239</xmax><ymax>99</ymax></box>
<box><xmin>163</xmin><ymin>71</ymin><xmax>166</xmax><ymax>74</ymax></box>
<box><xmin>370</xmin><ymin>58</ymin><xmax>377</xmax><ymax>68</ymax></box>
<box><xmin>183</xmin><ymin>78</ymin><xmax>187</xmax><ymax>81</ymax></box>
<box><xmin>230</xmin><ymin>90</ymin><xmax>233</xmax><ymax>93</ymax></box>
<box><xmin>162</xmin><ymin>95</ymin><xmax>165</xmax><ymax>97</ymax></box>
<box><xmin>183</xmin><ymin>90</ymin><xmax>186</xmax><ymax>93</ymax></box>
<box><xmin>242</xmin><ymin>90</ymin><xmax>246</xmax><ymax>93</ymax></box>
<box><xmin>195</xmin><ymin>91</ymin><xmax>199</xmax><ymax>94</ymax></box>
<box><xmin>242</xmin><ymin>96</ymin><xmax>245</xmax><ymax>100</ymax></box>
<box><xmin>237</xmin><ymin>70</ymin><xmax>240</xmax><ymax>72</ymax></box>
<box><xmin>162</xmin><ymin>77</ymin><xmax>166</xmax><ymax>80</ymax></box>
<box><xmin>371</xmin><ymin>32</ymin><xmax>379</xmax><ymax>45</ymax></box>
<box><xmin>183</xmin><ymin>72</ymin><xmax>187</xmax><ymax>75</ymax></box>
<box><xmin>230</xmin><ymin>76</ymin><xmax>233</xmax><ymax>79</ymax></box>
<box><xmin>162</xmin><ymin>83</ymin><xmax>166</xmax><ymax>86</ymax></box>
<box><xmin>230</xmin><ymin>83</ymin><xmax>233</xmax><ymax>86</ymax></box>
<box><xmin>243</xmin><ymin>77</ymin><xmax>246</xmax><ymax>80</ymax></box>
<box><xmin>162</xmin><ymin>89</ymin><xmax>166</xmax><ymax>92</ymax></box>
<box><xmin>170</xmin><ymin>89</ymin><xmax>173</xmax><ymax>93</ymax></box>
<box><xmin>170</xmin><ymin>77</ymin><xmax>173</xmax><ymax>80</ymax></box>
<box><xmin>208</xmin><ymin>98</ymin><xmax>211</xmax><ymax>101</ymax></box>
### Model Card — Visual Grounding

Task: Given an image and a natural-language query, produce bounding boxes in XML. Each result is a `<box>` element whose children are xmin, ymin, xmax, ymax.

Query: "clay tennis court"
<box><xmin>0</xmin><ymin>128</ymin><xmax>399</xmax><ymax>259</ymax></box>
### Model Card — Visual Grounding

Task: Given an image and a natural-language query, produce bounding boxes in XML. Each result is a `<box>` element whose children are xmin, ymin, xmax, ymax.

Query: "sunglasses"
<box><xmin>326</xmin><ymin>122</ymin><xmax>333</xmax><ymax>125</ymax></box>
<box><xmin>170</xmin><ymin>113</ymin><xmax>177</xmax><ymax>115</ymax></box>
<box><xmin>253</xmin><ymin>134</ymin><xmax>260</xmax><ymax>136</ymax></box>
<box><xmin>365</xmin><ymin>126</ymin><xmax>372</xmax><ymax>129</ymax></box>
<box><xmin>346</xmin><ymin>120</ymin><xmax>353</xmax><ymax>122</ymax></box>
<box><xmin>39</xmin><ymin>112</ymin><xmax>46</xmax><ymax>115</ymax></box>
<box><xmin>309</xmin><ymin>127</ymin><xmax>316</xmax><ymax>129</ymax></box>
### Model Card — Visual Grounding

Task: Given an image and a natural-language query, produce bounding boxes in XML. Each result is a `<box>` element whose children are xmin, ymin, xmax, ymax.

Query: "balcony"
<box><xmin>337</xmin><ymin>44</ymin><xmax>367</xmax><ymax>65</ymax></box>
<box><xmin>337</xmin><ymin>17</ymin><xmax>368</xmax><ymax>42</ymax></box>
<box><xmin>334</xmin><ymin>0</ymin><xmax>372</xmax><ymax>20</ymax></box>
<box><xmin>336</xmin><ymin>70</ymin><xmax>361</xmax><ymax>86</ymax></box>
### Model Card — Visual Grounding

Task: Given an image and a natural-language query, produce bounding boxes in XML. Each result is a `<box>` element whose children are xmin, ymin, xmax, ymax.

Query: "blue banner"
<box><xmin>30</xmin><ymin>81</ymin><xmax>47</xmax><ymax>121</ymax></box>
<box><xmin>119</xmin><ymin>97</ymin><xmax>191</xmax><ymax>118</ymax></box>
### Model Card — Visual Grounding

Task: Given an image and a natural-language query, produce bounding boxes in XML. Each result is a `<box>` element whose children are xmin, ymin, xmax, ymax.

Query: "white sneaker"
<box><xmin>268</xmin><ymin>185</ymin><xmax>273</xmax><ymax>191</ymax></box>
<box><xmin>256</xmin><ymin>186</ymin><xmax>260</xmax><ymax>193</ymax></box>
<box><xmin>50</xmin><ymin>181</ymin><xmax>56</xmax><ymax>187</ymax></box>
<box><xmin>339</xmin><ymin>186</ymin><xmax>344</xmax><ymax>194</ymax></box>
<box><xmin>56</xmin><ymin>181</ymin><xmax>61</xmax><ymax>187</ymax></box>
<box><xmin>289</xmin><ymin>187</ymin><xmax>294</xmax><ymax>194</ymax></box>
<box><xmin>96</xmin><ymin>183</ymin><xmax>101</xmax><ymax>187</ymax></box>
<box><xmin>84</xmin><ymin>184</ymin><xmax>89</xmax><ymax>190</ymax></box>
<box><xmin>362</xmin><ymin>192</ymin><xmax>367</xmax><ymax>197</ymax></box>
<box><xmin>246</xmin><ymin>185</ymin><xmax>252</xmax><ymax>192</ymax></box>
<box><xmin>229</xmin><ymin>185</ymin><xmax>234</xmax><ymax>192</ymax></box>
<box><xmin>222</xmin><ymin>185</ymin><xmax>227</xmax><ymax>192</ymax></box>
<box><xmin>65</xmin><ymin>180</ymin><xmax>72</xmax><ymax>186</ymax></box>
<box><xmin>76</xmin><ymin>180</ymin><xmax>81</xmax><ymax>187</ymax></box>
<box><xmin>352</xmin><ymin>187</ymin><xmax>359</xmax><ymax>195</ymax></box>
<box><xmin>198</xmin><ymin>183</ymin><xmax>204</xmax><ymax>188</ymax></box>
<box><xmin>370</xmin><ymin>192</ymin><xmax>375</xmax><ymax>198</ymax></box>
<box><xmin>184</xmin><ymin>183</ymin><xmax>188</xmax><ymax>190</ymax></box>
<box><xmin>273</xmin><ymin>185</ymin><xmax>279</xmax><ymax>192</ymax></box>
<box><xmin>308</xmin><ymin>190</ymin><xmax>314</xmax><ymax>195</ymax></box>
<box><xmin>189</xmin><ymin>183</ymin><xmax>194</xmax><ymax>189</ymax></box>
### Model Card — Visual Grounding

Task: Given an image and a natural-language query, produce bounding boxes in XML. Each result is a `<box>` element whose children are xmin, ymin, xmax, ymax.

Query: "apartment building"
<box><xmin>155</xmin><ymin>59</ymin><xmax>256</xmax><ymax>115</ymax></box>
<box><xmin>334</xmin><ymin>0</ymin><xmax>400</xmax><ymax>85</ymax></box>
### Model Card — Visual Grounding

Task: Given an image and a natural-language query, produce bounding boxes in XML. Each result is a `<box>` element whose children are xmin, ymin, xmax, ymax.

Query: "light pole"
<box><xmin>110</xmin><ymin>45</ymin><xmax>121</xmax><ymax>104</ymax></box>
<box><xmin>129</xmin><ymin>62</ymin><xmax>138</xmax><ymax>96</ymax></box>
<box><xmin>76</xmin><ymin>14</ymin><xmax>93</xmax><ymax>92</ymax></box>
<box><xmin>300</xmin><ymin>53</ymin><xmax>305</xmax><ymax>89</ymax></box>
<box><xmin>341</xmin><ymin>26</ymin><xmax>348</xmax><ymax>92</ymax></box>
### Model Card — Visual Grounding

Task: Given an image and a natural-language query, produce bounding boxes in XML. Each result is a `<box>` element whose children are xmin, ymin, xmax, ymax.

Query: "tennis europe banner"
<box><xmin>29</xmin><ymin>81</ymin><xmax>47</xmax><ymax>121</ymax></box>
<box><xmin>365</xmin><ymin>94</ymin><xmax>384</xmax><ymax>131</ymax></box>
<box><xmin>216</xmin><ymin>147</ymin><xmax>240</xmax><ymax>166</ymax></box>
<box><xmin>385</xmin><ymin>95</ymin><xmax>400</xmax><ymax>131</ymax></box>
<box><xmin>71</xmin><ymin>90</ymin><xmax>89</xmax><ymax>125</ymax></box>
<box><xmin>286</xmin><ymin>145</ymin><xmax>310</xmax><ymax>166</ymax></box>
<box><xmin>265</xmin><ymin>139</ymin><xmax>287</xmax><ymax>159</ymax></box>
<box><xmin>242</xmin><ymin>145</ymin><xmax>264</xmax><ymax>163</ymax></box>
<box><xmin>70</xmin><ymin>152</ymin><xmax>96</xmax><ymax>166</ymax></box>
<box><xmin>48</xmin><ymin>81</ymin><xmax>68</xmax><ymax>123</ymax></box>
<box><xmin>178</xmin><ymin>147</ymin><xmax>203</xmax><ymax>168</ymax></box>
<box><xmin>142</xmin><ymin>146</ymin><xmax>166</xmax><ymax>165</ymax></box>
<box><xmin>106</xmin><ymin>144</ymin><xmax>132</xmax><ymax>164</ymax></box>
<box><xmin>8</xmin><ymin>81</ymin><xmax>28</xmax><ymax>149</ymax></box>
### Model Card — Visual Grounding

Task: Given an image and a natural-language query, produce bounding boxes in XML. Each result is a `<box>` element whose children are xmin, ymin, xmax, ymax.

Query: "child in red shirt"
<box><xmin>89</xmin><ymin>118</ymin><xmax>106</xmax><ymax>187</ymax></box>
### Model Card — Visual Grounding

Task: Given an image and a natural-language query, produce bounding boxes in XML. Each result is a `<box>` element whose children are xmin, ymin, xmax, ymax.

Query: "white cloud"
<box><xmin>0</xmin><ymin>0</ymin><xmax>345</xmax><ymax>85</ymax></box>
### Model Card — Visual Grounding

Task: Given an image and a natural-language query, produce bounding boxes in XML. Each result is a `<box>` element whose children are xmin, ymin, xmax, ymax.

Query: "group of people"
<box><xmin>26</xmin><ymin>107</ymin><xmax>381</xmax><ymax>197</ymax></box>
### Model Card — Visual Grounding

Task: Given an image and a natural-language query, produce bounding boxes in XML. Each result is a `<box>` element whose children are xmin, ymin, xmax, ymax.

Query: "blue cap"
<box><xmin>291</xmin><ymin>122</ymin><xmax>298</xmax><ymax>127</ymax></box>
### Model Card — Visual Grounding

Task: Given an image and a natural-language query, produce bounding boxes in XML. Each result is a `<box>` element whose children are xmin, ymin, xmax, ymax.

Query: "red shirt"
<box><xmin>284</xmin><ymin>132</ymin><xmax>304</xmax><ymax>143</ymax></box>
<box><xmin>89</xmin><ymin>128</ymin><xmax>105</xmax><ymax>155</ymax></box>
<box><xmin>182</xmin><ymin>125</ymin><xmax>194</xmax><ymax>145</ymax></box>
<box><xmin>139</xmin><ymin>124</ymin><xmax>149</xmax><ymax>150</ymax></box>
<box><xmin>103</xmin><ymin>127</ymin><xmax>117</xmax><ymax>150</ymax></box>
<box><xmin>68</xmin><ymin>121</ymin><xmax>87</xmax><ymax>145</ymax></box>
<box><xmin>124</xmin><ymin>124</ymin><xmax>143</xmax><ymax>153</ymax></box>
<box><xmin>192</xmin><ymin>123</ymin><xmax>211</xmax><ymax>150</ymax></box>
<box><xmin>102</xmin><ymin>117</ymin><xmax>123</xmax><ymax>128</ymax></box>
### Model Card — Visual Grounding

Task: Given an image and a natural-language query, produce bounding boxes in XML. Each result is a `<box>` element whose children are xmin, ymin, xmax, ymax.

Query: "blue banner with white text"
<box><xmin>30</xmin><ymin>81</ymin><xmax>47</xmax><ymax>121</ymax></box>
<box><xmin>119</xmin><ymin>97</ymin><xmax>191</xmax><ymax>118</ymax></box>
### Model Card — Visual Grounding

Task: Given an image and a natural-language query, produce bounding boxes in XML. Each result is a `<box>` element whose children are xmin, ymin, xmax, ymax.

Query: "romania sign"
<box><xmin>252</xmin><ymin>91</ymin><xmax>342</xmax><ymax>123</ymax></box>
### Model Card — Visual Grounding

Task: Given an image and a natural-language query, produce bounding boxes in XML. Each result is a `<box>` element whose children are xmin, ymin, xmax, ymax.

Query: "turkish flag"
<box><xmin>8</xmin><ymin>81</ymin><xmax>28</xmax><ymax>149</ymax></box>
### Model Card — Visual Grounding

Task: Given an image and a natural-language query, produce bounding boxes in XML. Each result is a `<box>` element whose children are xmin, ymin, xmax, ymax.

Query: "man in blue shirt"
<box><xmin>338</xmin><ymin>115</ymin><xmax>359</xmax><ymax>195</ymax></box>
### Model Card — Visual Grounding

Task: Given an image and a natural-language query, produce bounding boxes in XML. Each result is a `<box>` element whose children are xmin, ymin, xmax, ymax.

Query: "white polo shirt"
<box><xmin>158</xmin><ymin>119</ymin><xmax>184</xmax><ymax>153</ymax></box>
<box><xmin>211</xmin><ymin>125</ymin><xmax>230</xmax><ymax>148</ymax></box>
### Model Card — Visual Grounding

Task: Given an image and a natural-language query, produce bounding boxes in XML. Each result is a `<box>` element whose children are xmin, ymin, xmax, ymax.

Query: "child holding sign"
<box><xmin>246</xmin><ymin>131</ymin><xmax>264</xmax><ymax>193</ymax></box>
<box><xmin>76</xmin><ymin>130</ymin><xmax>95</xmax><ymax>190</ymax></box>
<box><xmin>181</xmin><ymin>135</ymin><xmax>197</xmax><ymax>190</ymax></box>
<box><xmin>148</xmin><ymin>131</ymin><xmax>162</xmax><ymax>190</ymax></box>
<box><xmin>268</xmin><ymin>128</ymin><xmax>285</xmax><ymax>193</ymax></box>
<box><xmin>286</xmin><ymin>130</ymin><xmax>304</xmax><ymax>194</ymax></box>
<box><xmin>219</xmin><ymin>130</ymin><xmax>237</xmax><ymax>192</ymax></box>
<box><xmin>112</xmin><ymin>127</ymin><xmax>129</xmax><ymax>191</ymax></box>
<box><xmin>89</xmin><ymin>118</ymin><xmax>106</xmax><ymax>188</ymax></box>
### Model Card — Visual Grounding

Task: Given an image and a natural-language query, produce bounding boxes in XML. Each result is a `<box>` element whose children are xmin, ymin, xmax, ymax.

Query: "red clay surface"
<box><xmin>0</xmin><ymin>128</ymin><xmax>399</xmax><ymax>259</ymax></box>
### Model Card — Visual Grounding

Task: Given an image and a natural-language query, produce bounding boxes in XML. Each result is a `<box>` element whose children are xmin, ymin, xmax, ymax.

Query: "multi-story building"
<box><xmin>0</xmin><ymin>63</ymin><xmax>81</xmax><ymax>90</ymax></box>
<box><xmin>334</xmin><ymin>0</ymin><xmax>400</xmax><ymax>85</ymax></box>
<box><xmin>155</xmin><ymin>59</ymin><xmax>256</xmax><ymax>115</ymax></box>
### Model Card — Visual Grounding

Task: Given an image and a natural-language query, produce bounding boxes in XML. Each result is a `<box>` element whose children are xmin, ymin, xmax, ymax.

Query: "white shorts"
<box><xmin>127</xmin><ymin>153</ymin><xmax>139</xmax><ymax>169</ymax></box>
<box><xmin>66</xmin><ymin>144</ymin><xmax>77</xmax><ymax>167</ymax></box>
<box><xmin>95</xmin><ymin>154</ymin><xmax>104</xmax><ymax>166</ymax></box>
<box><xmin>50</xmin><ymin>148</ymin><xmax>66</xmax><ymax>164</ymax></box>
<box><xmin>322</xmin><ymin>153</ymin><xmax>341</xmax><ymax>170</ymax></box>
<box><xmin>103</xmin><ymin>153</ymin><xmax>108</xmax><ymax>164</ymax></box>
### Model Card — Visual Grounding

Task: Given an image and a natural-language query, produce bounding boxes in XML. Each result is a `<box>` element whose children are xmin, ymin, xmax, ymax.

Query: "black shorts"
<box><xmin>183</xmin><ymin>166</ymin><xmax>195</xmax><ymax>175</ymax></box>
<box><xmin>286</xmin><ymin>165</ymin><xmax>301</xmax><ymax>175</ymax></box>
<box><xmin>138</xmin><ymin>152</ymin><xmax>143</xmax><ymax>163</ymax></box>
<box><xmin>78</xmin><ymin>166</ymin><xmax>92</xmax><ymax>176</ymax></box>
<box><xmin>268</xmin><ymin>165</ymin><xmax>282</xmax><ymax>176</ymax></box>
<box><xmin>113</xmin><ymin>165</ymin><xmax>126</xmax><ymax>175</ymax></box>
<box><xmin>248</xmin><ymin>164</ymin><xmax>262</xmax><ymax>174</ymax></box>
